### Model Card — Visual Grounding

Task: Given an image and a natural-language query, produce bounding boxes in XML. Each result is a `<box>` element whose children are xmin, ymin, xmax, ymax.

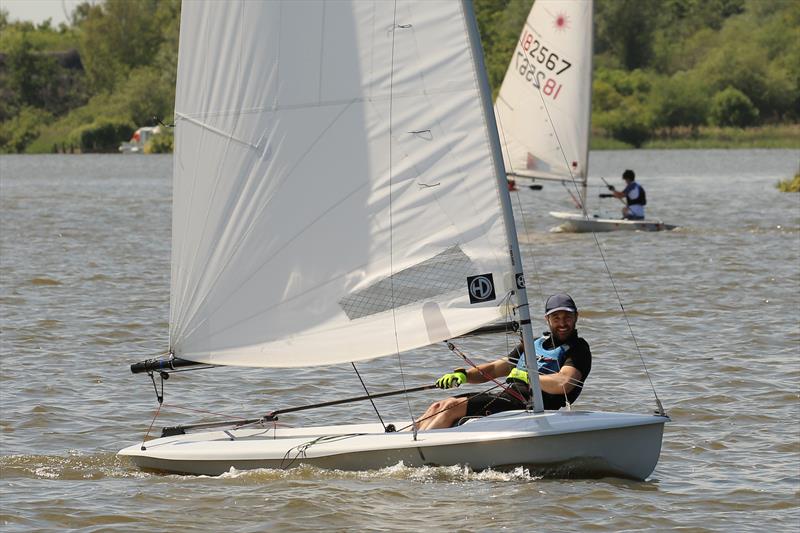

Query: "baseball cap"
<box><xmin>545</xmin><ymin>293</ymin><xmax>577</xmax><ymax>315</ymax></box>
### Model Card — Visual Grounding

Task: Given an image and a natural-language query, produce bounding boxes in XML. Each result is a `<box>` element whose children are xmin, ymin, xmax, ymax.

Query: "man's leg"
<box><xmin>415</xmin><ymin>397</ymin><xmax>468</xmax><ymax>430</ymax></box>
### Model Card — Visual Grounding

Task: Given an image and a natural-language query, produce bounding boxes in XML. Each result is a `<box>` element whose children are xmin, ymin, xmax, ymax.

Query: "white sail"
<box><xmin>494</xmin><ymin>0</ymin><xmax>593</xmax><ymax>184</ymax></box>
<box><xmin>169</xmin><ymin>1</ymin><xmax>515</xmax><ymax>367</ymax></box>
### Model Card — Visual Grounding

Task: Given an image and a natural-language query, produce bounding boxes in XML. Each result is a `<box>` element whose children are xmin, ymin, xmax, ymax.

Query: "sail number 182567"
<box><xmin>515</xmin><ymin>31</ymin><xmax>571</xmax><ymax>99</ymax></box>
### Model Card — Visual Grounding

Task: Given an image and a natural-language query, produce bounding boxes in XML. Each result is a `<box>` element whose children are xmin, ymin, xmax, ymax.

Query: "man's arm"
<box><xmin>463</xmin><ymin>359</ymin><xmax>513</xmax><ymax>384</ymax></box>
<box><xmin>539</xmin><ymin>366</ymin><xmax>583</xmax><ymax>395</ymax></box>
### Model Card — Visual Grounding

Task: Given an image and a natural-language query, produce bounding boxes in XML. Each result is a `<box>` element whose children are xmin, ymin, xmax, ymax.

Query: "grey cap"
<box><xmin>545</xmin><ymin>293</ymin><xmax>577</xmax><ymax>316</ymax></box>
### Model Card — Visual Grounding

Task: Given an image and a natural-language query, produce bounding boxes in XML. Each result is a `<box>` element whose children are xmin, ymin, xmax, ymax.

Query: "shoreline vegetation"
<box><xmin>590</xmin><ymin>124</ymin><xmax>800</xmax><ymax>150</ymax></box>
<box><xmin>1</xmin><ymin>0</ymin><xmax>798</xmax><ymax>155</ymax></box>
<box><xmin>776</xmin><ymin>173</ymin><xmax>800</xmax><ymax>192</ymax></box>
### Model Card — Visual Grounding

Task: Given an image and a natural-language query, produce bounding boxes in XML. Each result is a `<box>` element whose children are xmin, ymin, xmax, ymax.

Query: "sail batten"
<box><xmin>169</xmin><ymin>1</ymin><xmax>514</xmax><ymax>367</ymax></box>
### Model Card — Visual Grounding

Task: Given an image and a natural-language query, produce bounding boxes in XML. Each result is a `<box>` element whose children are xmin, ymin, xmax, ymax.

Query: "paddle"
<box><xmin>160</xmin><ymin>384</ymin><xmax>437</xmax><ymax>436</ymax></box>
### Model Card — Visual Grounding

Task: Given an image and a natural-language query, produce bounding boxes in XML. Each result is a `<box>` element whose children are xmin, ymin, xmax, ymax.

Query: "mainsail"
<box><xmin>494</xmin><ymin>0</ymin><xmax>593</xmax><ymax>186</ymax></box>
<box><xmin>169</xmin><ymin>1</ymin><xmax>516</xmax><ymax>367</ymax></box>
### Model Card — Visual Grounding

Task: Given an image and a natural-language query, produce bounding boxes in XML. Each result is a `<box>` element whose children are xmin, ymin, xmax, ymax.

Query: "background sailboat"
<box><xmin>119</xmin><ymin>0</ymin><xmax>668</xmax><ymax>479</ymax></box>
<box><xmin>494</xmin><ymin>0</ymin><xmax>675</xmax><ymax>232</ymax></box>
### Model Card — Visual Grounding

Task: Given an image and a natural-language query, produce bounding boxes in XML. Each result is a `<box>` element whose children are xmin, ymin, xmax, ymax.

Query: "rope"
<box><xmin>445</xmin><ymin>342</ymin><xmax>528</xmax><ymax>404</ymax></box>
<box><xmin>139</xmin><ymin>401</ymin><xmax>163</xmax><ymax>451</ymax></box>
<box><xmin>352</xmin><ymin>362</ymin><xmax>388</xmax><ymax>431</ymax></box>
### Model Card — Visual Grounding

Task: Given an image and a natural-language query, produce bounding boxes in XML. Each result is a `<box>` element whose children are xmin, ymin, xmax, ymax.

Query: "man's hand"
<box><xmin>435</xmin><ymin>369</ymin><xmax>467</xmax><ymax>389</ymax></box>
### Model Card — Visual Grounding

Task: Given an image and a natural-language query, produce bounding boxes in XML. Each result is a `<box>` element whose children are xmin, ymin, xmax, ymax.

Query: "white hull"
<box><xmin>550</xmin><ymin>211</ymin><xmax>677</xmax><ymax>233</ymax></box>
<box><xmin>119</xmin><ymin>410</ymin><xmax>668</xmax><ymax>480</ymax></box>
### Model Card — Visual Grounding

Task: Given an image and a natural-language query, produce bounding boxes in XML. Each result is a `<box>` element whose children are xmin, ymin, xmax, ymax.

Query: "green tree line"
<box><xmin>1</xmin><ymin>0</ymin><xmax>797</xmax><ymax>153</ymax></box>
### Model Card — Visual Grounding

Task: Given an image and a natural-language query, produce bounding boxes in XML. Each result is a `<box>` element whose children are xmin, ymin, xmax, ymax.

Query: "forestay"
<box><xmin>494</xmin><ymin>0</ymin><xmax>592</xmax><ymax>183</ymax></box>
<box><xmin>169</xmin><ymin>1</ymin><xmax>514</xmax><ymax>367</ymax></box>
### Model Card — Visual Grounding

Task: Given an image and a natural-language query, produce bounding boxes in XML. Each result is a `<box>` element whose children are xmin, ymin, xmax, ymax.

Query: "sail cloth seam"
<box><xmin>173</xmin><ymin>87</ymin><xmax>478</xmax><ymax>121</ymax></box>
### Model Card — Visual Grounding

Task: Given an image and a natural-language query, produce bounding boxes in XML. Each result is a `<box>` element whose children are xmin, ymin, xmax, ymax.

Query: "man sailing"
<box><xmin>609</xmin><ymin>169</ymin><xmax>646</xmax><ymax>220</ymax></box>
<box><xmin>415</xmin><ymin>293</ymin><xmax>591</xmax><ymax>430</ymax></box>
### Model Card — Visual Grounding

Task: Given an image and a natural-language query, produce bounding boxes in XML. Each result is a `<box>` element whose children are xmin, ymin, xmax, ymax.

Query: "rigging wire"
<box><xmin>530</xmin><ymin>78</ymin><xmax>665</xmax><ymax>413</ymax></box>
<box><xmin>351</xmin><ymin>363</ymin><xmax>389</xmax><ymax>431</ymax></box>
<box><xmin>492</xmin><ymin>54</ymin><xmax>664</xmax><ymax>412</ymax></box>
<box><xmin>386</xmin><ymin>1</ymin><xmax>420</xmax><ymax>437</ymax></box>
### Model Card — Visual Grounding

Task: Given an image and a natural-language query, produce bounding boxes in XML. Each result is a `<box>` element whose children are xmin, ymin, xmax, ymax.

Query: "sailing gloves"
<box><xmin>436</xmin><ymin>369</ymin><xmax>467</xmax><ymax>389</ymax></box>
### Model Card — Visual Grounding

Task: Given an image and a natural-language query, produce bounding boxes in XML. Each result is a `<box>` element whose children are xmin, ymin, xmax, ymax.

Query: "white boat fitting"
<box><xmin>119</xmin><ymin>410</ymin><xmax>667</xmax><ymax>479</ymax></box>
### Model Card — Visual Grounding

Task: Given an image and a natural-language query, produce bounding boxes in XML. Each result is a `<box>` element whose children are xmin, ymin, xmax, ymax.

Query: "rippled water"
<box><xmin>1</xmin><ymin>150</ymin><xmax>798</xmax><ymax>531</ymax></box>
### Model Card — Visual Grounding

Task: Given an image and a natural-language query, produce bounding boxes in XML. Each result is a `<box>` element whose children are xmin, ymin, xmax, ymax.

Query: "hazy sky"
<box><xmin>2</xmin><ymin>0</ymin><xmax>87</xmax><ymax>26</ymax></box>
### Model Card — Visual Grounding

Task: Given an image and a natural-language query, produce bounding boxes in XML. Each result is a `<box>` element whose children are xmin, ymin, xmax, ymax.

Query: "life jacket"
<box><xmin>626</xmin><ymin>182</ymin><xmax>646</xmax><ymax>206</ymax></box>
<box><xmin>506</xmin><ymin>336</ymin><xmax>569</xmax><ymax>384</ymax></box>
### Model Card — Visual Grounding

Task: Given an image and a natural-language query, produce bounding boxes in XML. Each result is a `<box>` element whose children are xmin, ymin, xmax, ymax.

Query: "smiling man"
<box><xmin>415</xmin><ymin>293</ymin><xmax>592</xmax><ymax>430</ymax></box>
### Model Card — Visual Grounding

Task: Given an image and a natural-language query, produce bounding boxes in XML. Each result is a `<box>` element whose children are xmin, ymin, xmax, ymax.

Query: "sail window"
<box><xmin>339</xmin><ymin>246</ymin><xmax>476</xmax><ymax>320</ymax></box>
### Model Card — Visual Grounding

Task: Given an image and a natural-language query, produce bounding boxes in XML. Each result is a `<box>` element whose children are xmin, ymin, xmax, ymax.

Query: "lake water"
<box><xmin>1</xmin><ymin>150</ymin><xmax>799</xmax><ymax>531</ymax></box>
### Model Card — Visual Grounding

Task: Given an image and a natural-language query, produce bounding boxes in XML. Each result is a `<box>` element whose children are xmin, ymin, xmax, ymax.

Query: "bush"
<box><xmin>594</xmin><ymin>103</ymin><xmax>653</xmax><ymax>148</ymax></box>
<box><xmin>776</xmin><ymin>174</ymin><xmax>800</xmax><ymax>193</ymax></box>
<box><xmin>0</xmin><ymin>106</ymin><xmax>54</xmax><ymax>153</ymax></box>
<box><xmin>145</xmin><ymin>129</ymin><xmax>173</xmax><ymax>153</ymax></box>
<box><xmin>651</xmin><ymin>73</ymin><xmax>709</xmax><ymax>131</ymax></box>
<box><xmin>709</xmin><ymin>87</ymin><xmax>759</xmax><ymax>127</ymax></box>
<box><xmin>76</xmin><ymin>118</ymin><xmax>134</xmax><ymax>152</ymax></box>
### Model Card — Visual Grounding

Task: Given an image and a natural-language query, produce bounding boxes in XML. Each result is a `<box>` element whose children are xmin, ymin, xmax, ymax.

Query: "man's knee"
<box><xmin>430</xmin><ymin>397</ymin><xmax>458</xmax><ymax>411</ymax></box>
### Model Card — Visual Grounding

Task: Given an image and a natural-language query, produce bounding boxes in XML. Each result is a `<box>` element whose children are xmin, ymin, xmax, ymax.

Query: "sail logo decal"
<box><xmin>467</xmin><ymin>274</ymin><xmax>495</xmax><ymax>304</ymax></box>
<box><xmin>515</xmin><ymin>273</ymin><xmax>525</xmax><ymax>289</ymax></box>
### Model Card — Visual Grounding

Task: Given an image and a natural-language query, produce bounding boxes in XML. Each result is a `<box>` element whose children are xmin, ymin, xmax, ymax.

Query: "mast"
<box><xmin>462</xmin><ymin>0</ymin><xmax>544</xmax><ymax>413</ymax></box>
<box><xmin>580</xmin><ymin>0</ymin><xmax>595</xmax><ymax>214</ymax></box>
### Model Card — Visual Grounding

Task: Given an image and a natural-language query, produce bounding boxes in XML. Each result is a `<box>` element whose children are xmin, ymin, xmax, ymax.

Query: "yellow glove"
<box><xmin>435</xmin><ymin>368</ymin><xmax>467</xmax><ymax>389</ymax></box>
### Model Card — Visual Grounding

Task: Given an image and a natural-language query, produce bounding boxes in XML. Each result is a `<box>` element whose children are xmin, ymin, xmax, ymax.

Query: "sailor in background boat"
<box><xmin>609</xmin><ymin>169</ymin><xmax>647</xmax><ymax>220</ymax></box>
<box><xmin>415</xmin><ymin>294</ymin><xmax>592</xmax><ymax>430</ymax></box>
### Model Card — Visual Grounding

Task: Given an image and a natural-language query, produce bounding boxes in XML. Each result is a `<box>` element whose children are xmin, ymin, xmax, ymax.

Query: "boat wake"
<box><xmin>212</xmin><ymin>461</ymin><xmax>541</xmax><ymax>483</ymax></box>
<box><xmin>0</xmin><ymin>452</ymin><xmax>147</xmax><ymax>480</ymax></box>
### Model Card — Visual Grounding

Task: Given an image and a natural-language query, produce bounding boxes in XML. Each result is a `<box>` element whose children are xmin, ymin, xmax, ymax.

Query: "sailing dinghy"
<box><xmin>494</xmin><ymin>0</ymin><xmax>676</xmax><ymax>233</ymax></box>
<box><xmin>119</xmin><ymin>0</ymin><xmax>668</xmax><ymax>480</ymax></box>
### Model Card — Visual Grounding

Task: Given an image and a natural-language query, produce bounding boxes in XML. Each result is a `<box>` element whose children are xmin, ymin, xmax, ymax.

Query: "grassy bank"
<box><xmin>591</xmin><ymin>124</ymin><xmax>800</xmax><ymax>150</ymax></box>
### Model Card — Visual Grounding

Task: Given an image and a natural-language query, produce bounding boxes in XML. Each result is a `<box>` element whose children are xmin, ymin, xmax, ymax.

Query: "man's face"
<box><xmin>545</xmin><ymin>310</ymin><xmax>577</xmax><ymax>342</ymax></box>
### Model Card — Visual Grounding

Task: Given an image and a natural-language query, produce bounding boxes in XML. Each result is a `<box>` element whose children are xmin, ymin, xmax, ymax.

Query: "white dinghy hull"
<box><xmin>119</xmin><ymin>410</ymin><xmax>668</xmax><ymax>480</ymax></box>
<box><xmin>550</xmin><ymin>211</ymin><xmax>677</xmax><ymax>233</ymax></box>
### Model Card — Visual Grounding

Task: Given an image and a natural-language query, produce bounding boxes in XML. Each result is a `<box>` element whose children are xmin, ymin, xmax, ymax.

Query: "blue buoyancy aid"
<box><xmin>624</xmin><ymin>182</ymin><xmax>646</xmax><ymax>206</ymax></box>
<box><xmin>507</xmin><ymin>336</ymin><xmax>568</xmax><ymax>383</ymax></box>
